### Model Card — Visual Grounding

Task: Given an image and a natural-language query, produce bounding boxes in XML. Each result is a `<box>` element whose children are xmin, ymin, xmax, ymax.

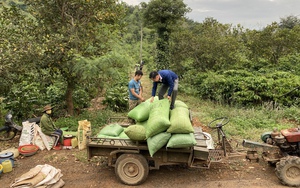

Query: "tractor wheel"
<box><xmin>275</xmin><ymin>156</ymin><xmax>300</xmax><ymax>187</ymax></box>
<box><xmin>115</xmin><ymin>153</ymin><xmax>149</xmax><ymax>185</ymax></box>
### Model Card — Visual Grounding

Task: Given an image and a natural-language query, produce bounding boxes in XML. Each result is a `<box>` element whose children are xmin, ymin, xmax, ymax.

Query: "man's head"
<box><xmin>43</xmin><ymin>105</ymin><xmax>53</xmax><ymax>114</ymax></box>
<box><xmin>134</xmin><ymin>70</ymin><xmax>143</xmax><ymax>80</ymax></box>
<box><xmin>135</xmin><ymin>70</ymin><xmax>143</xmax><ymax>76</ymax></box>
<box><xmin>149</xmin><ymin>71</ymin><xmax>159</xmax><ymax>82</ymax></box>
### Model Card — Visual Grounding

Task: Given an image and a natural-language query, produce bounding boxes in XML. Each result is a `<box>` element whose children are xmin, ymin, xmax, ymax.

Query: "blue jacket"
<box><xmin>151</xmin><ymin>70</ymin><xmax>178</xmax><ymax>97</ymax></box>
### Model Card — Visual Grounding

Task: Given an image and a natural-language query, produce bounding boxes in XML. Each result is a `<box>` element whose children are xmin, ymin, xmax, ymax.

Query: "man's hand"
<box><xmin>150</xmin><ymin>96</ymin><xmax>154</xmax><ymax>103</ymax></box>
<box><xmin>167</xmin><ymin>96</ymin><xmax>171</xmax><ymax>101</ymax></box>
<box><xmin>138</xmin><ymin>94</ymin><xmax>145</xmax><ymax>102</ymax></box>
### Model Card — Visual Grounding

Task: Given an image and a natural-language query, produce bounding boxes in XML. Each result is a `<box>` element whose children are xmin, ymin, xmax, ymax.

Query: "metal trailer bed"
<box><xmin>86</xmin><ymin>117</ymin><xmax>231</xmax><ymax>185</ymax></box>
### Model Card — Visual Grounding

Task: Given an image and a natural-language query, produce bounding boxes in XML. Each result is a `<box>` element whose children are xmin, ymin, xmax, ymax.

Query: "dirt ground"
<box><xmin>0</xmin><ymin>130</ymin><xmax>289</xmax><ymax>188</ymax></box>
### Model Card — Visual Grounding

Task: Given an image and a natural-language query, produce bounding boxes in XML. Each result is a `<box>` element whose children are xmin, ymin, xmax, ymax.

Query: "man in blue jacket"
<box><xmin>149</xmin><ymin>70</ymin><xmax>179</xmax><ymax>110</ymax></box>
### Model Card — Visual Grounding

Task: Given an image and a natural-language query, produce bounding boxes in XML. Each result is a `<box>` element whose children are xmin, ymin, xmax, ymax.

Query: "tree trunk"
<box><xmin>156</xmin><ymin>29</ymin><xmax>170</xmax><ymax>70</ymax></box>
<box><xmin>66</xmin><ymin>81</ymin><xmax>74</xmax><ymax>116</ymax></box>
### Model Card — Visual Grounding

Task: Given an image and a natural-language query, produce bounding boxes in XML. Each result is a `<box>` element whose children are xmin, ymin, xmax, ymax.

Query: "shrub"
<box><xmin>102</xmin><ymin>85</ymin><xmax>128</xmax><ymax>112</ymax></box>
<box><xmin>184</xmin><ymin>69</ymin><xmax>300</xmax><ymax>108</ymax></box>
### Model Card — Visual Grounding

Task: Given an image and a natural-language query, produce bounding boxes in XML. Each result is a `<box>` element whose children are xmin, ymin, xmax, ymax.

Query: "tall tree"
<box><xmin>279</xmin><ymin>15</ymin><xmax>300</xmax><ymax>29</ymax></box>
<box><xmin>244</xmin><ymin>23</ymin><xmax>300</xmax><ymax>65</ymax></box>
<box><xmin>142</xmin><ymin>0</ymin><xmax>190</xmax><ymax>70</ymax></box>
<box><xmin>24</xmin><ymin>0</ymin><xmax>126</xmax><ymax>115</ymax></box>
<box><xmin>170</xmin><ymin>17</ymin><xmax>243</xmax><ymax>74</ymax></box>
<box><xmin>0</xmin><ymin>5</ymin><xmax>39</xmax><ymax>94</ymax></box>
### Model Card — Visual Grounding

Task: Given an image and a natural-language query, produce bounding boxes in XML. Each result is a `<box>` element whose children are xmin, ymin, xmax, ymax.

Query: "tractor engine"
<box><xmin>243</xmin><ymin>128</ymin><xmax>300</xmax><ymax>187</ymax></box>
<box><xmin>266</xmin><ymin>128</ymin><xmax>300</xmax><ymax>156</ymax></box>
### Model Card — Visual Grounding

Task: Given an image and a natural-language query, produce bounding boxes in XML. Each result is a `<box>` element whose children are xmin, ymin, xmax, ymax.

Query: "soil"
<box><xmin>0</xmin><ymin>124</ymin><xmax>288</xmax><ymax>188</ymax></box>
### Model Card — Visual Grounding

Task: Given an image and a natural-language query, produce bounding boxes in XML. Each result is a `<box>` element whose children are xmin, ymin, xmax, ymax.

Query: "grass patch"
<box><xmin>55</xmin><ymin>109</ymin><xmax>118</xmax><ymax>135</ymax></box>
<box><xmin>74</xmin><ymin>150</ymin><xmax>89</xmax><ymax>163</ymax></box>
<box><xmin>179</xmin><ymin>95</ymin><xmax>299</xmax><ymax>142</ymax></box>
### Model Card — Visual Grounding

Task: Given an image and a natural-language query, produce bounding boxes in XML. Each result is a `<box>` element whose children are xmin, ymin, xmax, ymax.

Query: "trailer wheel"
<box><xmin>115</xmin><ymin>154</ymin><xmax>149</xmax><ymax>185</ymax></box>
<box><xmin>275</xmin><ymin>156</ymin><xmax>300</xmax><ymax>187</ymax></box>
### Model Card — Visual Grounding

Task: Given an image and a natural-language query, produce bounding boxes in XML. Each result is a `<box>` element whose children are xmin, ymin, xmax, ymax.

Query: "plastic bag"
<box><xmin>78</xmin><ymin>120</ymin><xmax>91</xmax><ymax>150</ymax></box>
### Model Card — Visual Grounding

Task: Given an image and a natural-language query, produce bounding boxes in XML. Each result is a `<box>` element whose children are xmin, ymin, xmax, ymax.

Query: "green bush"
<box><xmin>3</xmin><ymin>71</ymin><xmax>96</xmax><ymax>120</ymax></box>
<box><xmin>184</xmin><ymin>69</ymin><xmax>300</xmax><ymax>108</ymax></box>
<box><xmin>277</xmin><ymin>53</ymin><xmax>300</xmax><ymax>74</ymax></box>
<box><xmin>102</xmin><ymin>85</ymin><xmax>128</xmax><ymax>112</ymax></box>
<box><xmin>4</xmin><ymin>80</ymin><xmax>45</xmax><ymax>120</ymax></box>
<box><xmin>73</xmin><ymin>88</ymin><xmax>92</xmax><ymax>109</ymax></box>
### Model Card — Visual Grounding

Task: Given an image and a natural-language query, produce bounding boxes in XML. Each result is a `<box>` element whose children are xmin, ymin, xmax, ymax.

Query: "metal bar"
<box><xmin>242</xmin><ymin>139</ymin><xmax>279</xmax><ymax>151</ymax></box>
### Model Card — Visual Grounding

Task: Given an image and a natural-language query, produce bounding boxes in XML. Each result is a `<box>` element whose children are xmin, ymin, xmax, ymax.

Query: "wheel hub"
<box><xmin>124</xmin><ymin>163</ymin><xmax>138</xmax><ymax>177</ymax></box>
<box><xmin>286</xmin><ymin>166</ymin><xmax>300</xmax><ymax>179</ymax></box>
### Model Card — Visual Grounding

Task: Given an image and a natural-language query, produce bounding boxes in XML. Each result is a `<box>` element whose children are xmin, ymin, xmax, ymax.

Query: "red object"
<box><xmin>18</xmin><ymin>145</ymin><xmax>39</xmax><ymax>153</ymax></box>
<box><xmin>18</xmin><ymin>145</ymin><xmax>39</xmax><ymax>156</ymax></box>
<box><xmin>281</xmin><ymin>128</ymin><xmax>300</xmax><ymax>142</ymax></box>
<box><xmin>53</xmin><ymin>143</ymin><xmax>62</xmax><ymax>150</ymax></box>
<box><xmin>63</xmin><ymin>138</ymin><xmax>72</xmax><ymax>146</ymax></box>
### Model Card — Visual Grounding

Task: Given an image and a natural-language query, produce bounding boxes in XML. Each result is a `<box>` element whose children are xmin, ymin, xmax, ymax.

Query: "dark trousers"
<box><xmin>53</xmin><ymin>129</ymin><xmax>63</xmax><ymax>137</ymax></box>
<box><xmin>158</xmin><ymin>79</ymin><xmax>179</xmax><ymax>109</ymax></box>
<box><xmin>52</xmin><ymin>129</ymin><xmax>63</xmax><ymax>145</ymax></box>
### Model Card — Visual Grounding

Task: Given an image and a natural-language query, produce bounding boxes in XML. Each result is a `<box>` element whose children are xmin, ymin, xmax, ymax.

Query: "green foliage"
<box><xmin>244</xmin><ymin>23</ymin><xmax>300</xmax><ymax>65</ymax></box>
<box><xmin>73</xmin><ymin>89</ymin><xmax>91</xmax><ymax>109</ymax></box>
<box><xmin>142</xmin><ymin>0</ymin><xmax>191</xmax><ymax>29</ymax></box>
<box><xmin>54</xmin><ymin>117</ymin><xmax>80</xmax><ymax>131</ymax></box>
<box><xmin>281</xmin><ymin>106</ymin><xmax>300</xmax><ymax>123</ymax></box>
<box><xmin>55</xmin><ymin>110</ymin><xmax>114</xmax><ymax>135</ymax></box>
<box><xmin>19</xmin><ymin>0</ymin><xmax>127</xmax><ymax>115</ymax></box>
<box><xmin>4</xmin><ymin>79</ymin><xmax>44</xmax><ymax>119</ymax></box>
<box><xmin>103</xmin><ymin>85</ymin><xmax>128</xmax><ymax>112</ymax></box>
<box><xmin>0</xmin><ymin>5</ymin><xmax>39</xmax><ymax>96</ymax></box>
<box><xmin>0</xmin><ymin>98</ymin><xmax>8</xmax><ymax>125</ymax></box>
<box><xmin>45</xmin><ymin>83</ymin><xmax>65</xmax><ymax>107</ymax></box>
<box><xmin>185</xmin><ymin>69</ymin><xmax>300</xmax><ymax>107</ymax></box>
<box><xmin>1</xmin><ymin>68</ymin><xmax>93</xmax><ymax>120</ymax></box>
<box><xmin>277</xmin><ymin>53</ymin><xmax>300</xmax><ymax>74</ymax></box>
<box><xmin>142</xmin><ymin>0</ymin><xmax>191</xmax><ymax>69</ymax></box>
<box><xmin>182</xmin><ymin>95</ymin><xmax>298</xmax><ymax>141</ymax></box>
<box><xmin>279</xmin><ymin>15</ymin><xmax>300</xmax><ymax>29</ymax></box>
<box><xmin>155</xmin><ymin>38</ymin><xmax>170</xmax><ymax>70</ymax></box>
<box><xmin>170</xmin><ymin>18</ymin><xmax>245</xmax><ymax>73</ymax></box>
<box><xmin>2</xmin><ymin>2</ymin><xmax>300</xmax><ymax>122</ymax></box>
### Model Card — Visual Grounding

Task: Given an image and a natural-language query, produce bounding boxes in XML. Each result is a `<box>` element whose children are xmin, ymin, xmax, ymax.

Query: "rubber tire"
<box><xmin>261</xmin><ymin>132</ymin><xmax>271</xmax><ymax>143</ymax></box>
<box><xmin>115</xmin><ymin>154</ymin><xmax>149</xmax><ymax>185</ymax></box>
<box><xmin>0</xmin><ymin>127</ymin><xmax>17</xmax><ymax>141</ymax></box>
<box><xmin>275</xmin><ymin>156</ymin><xmax>300</xmax><ymax>187</ymax></box>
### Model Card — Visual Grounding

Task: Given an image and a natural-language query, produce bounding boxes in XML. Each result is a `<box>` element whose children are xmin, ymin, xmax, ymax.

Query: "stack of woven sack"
<box><xmin>126</xmin><ymin>97</ymin><xmax>196</xmax><ymax>157</ymax></box>
<box><xmin>95</xmin><ymin>98</ymin><xmax>156</xmax><ymax>140</ymax></box>
<box><xmin>96</xmin><ymin>123</ymin><xmax>130</xmax><ymax>139</ymax></box>
<box><xmin>10</xmin><ymin>164</ymin><xmax>64</xmax><ymax>188</ymax></box>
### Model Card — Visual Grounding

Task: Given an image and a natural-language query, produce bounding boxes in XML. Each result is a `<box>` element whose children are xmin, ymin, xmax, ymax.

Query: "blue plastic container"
<box><xmin>0</xmin><ymin>152</ymin><xmax>14</xmax><ymax>167</ymax></box>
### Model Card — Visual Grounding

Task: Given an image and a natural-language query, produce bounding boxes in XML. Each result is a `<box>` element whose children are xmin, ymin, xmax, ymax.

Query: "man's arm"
<box><xmin>151</xmin><ymin>82</ymin><xmax>158</xmax><ymax>97</ymax></box>
<box><xmin>139</xmin><ymin>83</ymin><xmax>143</xmax><ymax>96</ymax></box>
<box><xmin>150</xmin><ymin>82</ymin><xmax>158</xmax><ymax>102</ymax></box>
<box><xmin>130</xmin><ymin>88</ymin><xmax>143</xmax><ymax>100</ymax></box>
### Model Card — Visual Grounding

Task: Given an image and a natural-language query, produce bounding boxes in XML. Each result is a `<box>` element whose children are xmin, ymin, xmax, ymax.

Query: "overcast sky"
<box><xmin>121</xmin><ymin>0</ymin><xmax>300</xmax><ymax>29</ymax></box>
